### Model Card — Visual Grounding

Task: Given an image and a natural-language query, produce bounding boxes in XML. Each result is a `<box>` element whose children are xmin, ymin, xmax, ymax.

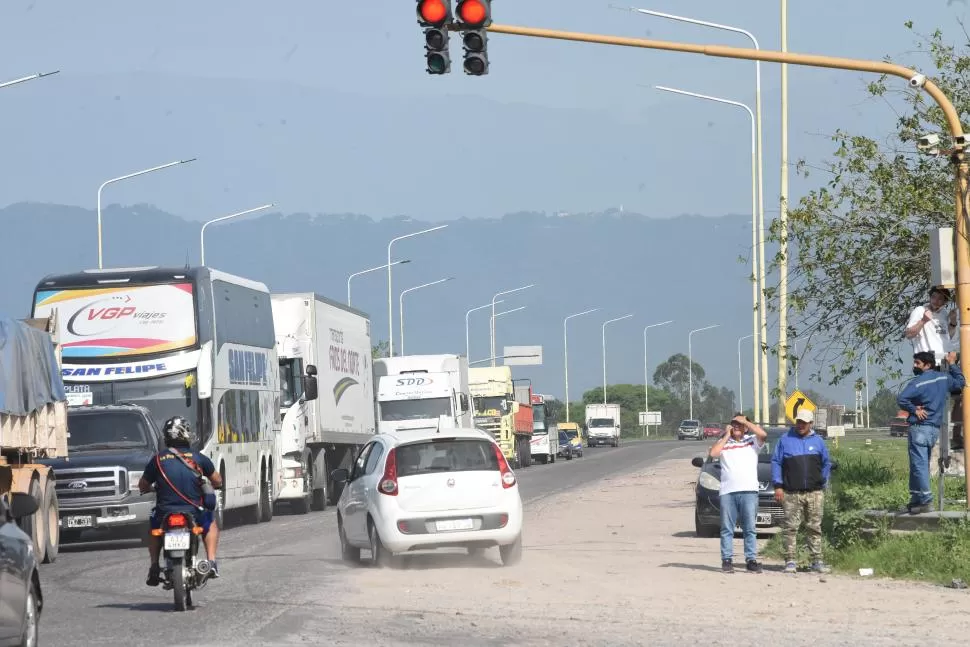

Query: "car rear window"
<box><xmin>396</xmin><ymin>438</ymin><xmax>500</xmax><ymax>477</ymax></box>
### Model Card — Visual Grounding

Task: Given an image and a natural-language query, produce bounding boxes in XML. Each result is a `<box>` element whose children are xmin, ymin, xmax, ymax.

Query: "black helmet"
<box><xmin>162</xmin><ymin>416</ymin><xmax>193</xmax><ymax>446</ymax></box>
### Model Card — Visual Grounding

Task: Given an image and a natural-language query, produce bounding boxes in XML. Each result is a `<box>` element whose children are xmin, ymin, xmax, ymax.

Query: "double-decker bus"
<box><xmin>31</xmin><ymin>266</ymin><xmax>282</xmax><ymax>528</ymax></box>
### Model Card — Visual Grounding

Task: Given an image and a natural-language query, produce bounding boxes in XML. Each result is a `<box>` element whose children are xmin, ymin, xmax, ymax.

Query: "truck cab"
<box><xmin>469</xmin><ymin>366</ymin><xmax>533</xmax><ymax>467</ymax></box>
<box><xmin>374</xmin><ymin>355</ymin><xmax>472</xmax><ymax>435</ymax></box>
<box><xmin>585</xmin><ymin>403</ymin><xmax>621</xmax><ymax>447</ymax></box>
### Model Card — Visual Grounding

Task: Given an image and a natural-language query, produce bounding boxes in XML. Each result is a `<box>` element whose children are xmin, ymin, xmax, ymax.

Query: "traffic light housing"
<box><xmin>455</xmin><ymin>0</ymin><xmax>491</xmax><ymax>75</ymax></box>
<box><xmin>417</xmin><ymin>0</ymin><xmax>453</xmax><ymax>75</ymax></box>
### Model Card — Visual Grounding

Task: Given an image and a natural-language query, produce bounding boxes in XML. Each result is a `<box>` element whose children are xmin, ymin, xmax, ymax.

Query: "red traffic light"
<box><xmin>457</xmin><ymin>0</ymin><xmax>490</xmax><ymax>28</ymax></box>
<box><xmin>418</xmin><ymin>0</ymin><xmax>449</xmax><ymax>26</ymax></box>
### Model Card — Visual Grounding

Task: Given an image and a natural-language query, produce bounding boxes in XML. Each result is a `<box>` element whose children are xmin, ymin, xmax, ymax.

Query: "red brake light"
<box><xmin>493</xmin><ymin>443</ymin><xmax>515</xmax><ymax>488</ymax></box>
<box><xmin>167</xmin><ymin>513</ymin><xmax>188</xmax><ymax>528</ymax></box>
<box><xmin>379</xmin><ymin>448</ymin><xmax>399</xmax><ymax>496</ymax></box>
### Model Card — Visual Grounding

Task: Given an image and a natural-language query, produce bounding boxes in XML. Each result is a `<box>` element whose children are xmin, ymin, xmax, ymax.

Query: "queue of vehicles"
<box><xmin>3</xmin><ymin>265</ymin><xmax>630</xmax><ymax>564</ymax></box>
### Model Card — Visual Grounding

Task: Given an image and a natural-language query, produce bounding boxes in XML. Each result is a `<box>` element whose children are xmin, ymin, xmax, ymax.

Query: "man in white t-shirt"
<box><xmin>905</xmin><ymin>286</ymin><xmax>956</xmax><ymax>366</ymax></box>
<box><xmin>905</xmin><ymin>286</ymin><xmax>963</xmax><ymax>449</ymax></box>
<box><xmin>709</xmin><ymin>414</ymin><xmax>768</xmax><ymax>574</ymax></box>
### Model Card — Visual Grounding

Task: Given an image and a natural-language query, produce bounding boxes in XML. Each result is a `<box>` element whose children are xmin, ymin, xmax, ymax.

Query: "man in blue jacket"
<box><xmin>897</xmin><ymin>350</ymin><xmax>965</xmax><ymax>514</ymax></box>
<box><xmin>771</xmin><ymin>409</ymin><xmax>831</xmax><ymax>574</ymax></box>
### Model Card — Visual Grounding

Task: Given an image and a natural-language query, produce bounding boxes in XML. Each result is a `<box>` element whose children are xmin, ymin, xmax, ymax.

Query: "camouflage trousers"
<box><xmin>782</xmin><ymin>490</ymin><xmax>824</xmax><ymax>562</ymax></box>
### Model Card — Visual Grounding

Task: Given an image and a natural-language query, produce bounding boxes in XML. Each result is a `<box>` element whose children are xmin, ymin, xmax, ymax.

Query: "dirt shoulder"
<box><xmin>324</xmin><ymin>456</ymin><xmax>970</xmax><ymax>646</ymax></box>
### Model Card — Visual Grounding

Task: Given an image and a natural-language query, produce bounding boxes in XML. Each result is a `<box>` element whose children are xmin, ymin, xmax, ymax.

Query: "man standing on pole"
<box><xmin>897</xmin><ymin>351</ymin><xmax>965</xmax><ymax>513</ymax></box>
<box><xmin>905</xmin><ymin>286</ymin><xmax>961</xmax><ymax>450</ymax></box>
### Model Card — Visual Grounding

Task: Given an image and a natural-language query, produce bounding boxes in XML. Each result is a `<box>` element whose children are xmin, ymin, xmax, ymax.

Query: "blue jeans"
<box><xmin>719</xmin><ymin>491</ymin><xmax>758</xmax><ymax>562</ymax></box>
<box><xmin>908</xmin><ymin>423</ymin><xmax>940</xmax><ymax>506</ymax></box>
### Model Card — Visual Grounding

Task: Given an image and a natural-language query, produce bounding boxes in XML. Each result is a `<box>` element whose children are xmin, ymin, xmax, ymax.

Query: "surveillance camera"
<box><xmin>910</xmin><ymin>73</ymin><xmax>927</xmax><ymax>88</ymax></box>
<box><xmin>918</xmin><ymin>133</ymin><xmax>940</xmax><ymax>150</ymax></box>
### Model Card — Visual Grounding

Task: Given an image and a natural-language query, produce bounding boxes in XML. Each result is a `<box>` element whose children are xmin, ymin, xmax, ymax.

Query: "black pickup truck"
<box><xmin>39</xmin><ymin>404</ymin><xmax>163</xmax><ymax>542</ymax></box>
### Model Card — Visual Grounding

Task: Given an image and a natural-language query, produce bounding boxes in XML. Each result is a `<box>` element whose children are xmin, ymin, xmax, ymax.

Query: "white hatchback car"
<box><xmin>332</xmin><ymin>426</ymin><xmax>524</xmax><ymax>567</ymax></box>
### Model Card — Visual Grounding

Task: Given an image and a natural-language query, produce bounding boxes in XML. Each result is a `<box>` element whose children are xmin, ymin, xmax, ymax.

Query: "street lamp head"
<box><xmin>399</xmin><ymin>259</ymin><xmax>412</xmax><ymax>265</ymax></box>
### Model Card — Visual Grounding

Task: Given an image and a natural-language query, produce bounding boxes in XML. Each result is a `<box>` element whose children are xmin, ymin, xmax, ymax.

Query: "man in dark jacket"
<box><xmin>897</xmin><ymin>350</ymin><xmax>965</xmax><ymax>514</ymax></box>
<box><xmin>771</xmin><ymin>409</ymin><xmax>831</xmax><ymax>574</ymax></box>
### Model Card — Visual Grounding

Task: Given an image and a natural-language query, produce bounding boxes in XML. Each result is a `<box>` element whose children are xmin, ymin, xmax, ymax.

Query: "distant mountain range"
<box><xmin>1</xmin><ymin>201</ymin><xmax>807</xmax><ymax>404</ymax></box>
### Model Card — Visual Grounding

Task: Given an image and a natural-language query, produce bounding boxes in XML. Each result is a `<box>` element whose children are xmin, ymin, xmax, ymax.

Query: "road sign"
<box><xmin>639</xmin><ymin>411</ymin><xmax>661</xmax><ymax>426</ymax></box>
<box><xmin>785</xmin><ymin>389</ymin><xmax>817</xmax><ymax>424</ymax></box>
<box><xmin>503</xmin><ymin>345</ymin><xmax>542</xmax><ymax>365</ymax></box>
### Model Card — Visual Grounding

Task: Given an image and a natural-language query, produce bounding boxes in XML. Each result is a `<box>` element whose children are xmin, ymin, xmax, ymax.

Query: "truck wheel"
<box><xmin>42</xmin><ymin>476</ymin><xmax>59</xmax><ymax>564</ymax></box>
<box><xmin>259</xmin><ymin>465</ymin><xmax>274</xmax><ymax>523</ymax></box>
<box><xmin>19</xmin><ymin>477</ymin><xmax>46</xmax><ymax>564</ymax></box>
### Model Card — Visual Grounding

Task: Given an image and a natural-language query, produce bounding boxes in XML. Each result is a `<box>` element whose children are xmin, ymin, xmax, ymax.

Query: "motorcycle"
<box><xmin>154</xmin><ymin>511</ymin><xmax>212</xmax><ymax>611</ymax></box>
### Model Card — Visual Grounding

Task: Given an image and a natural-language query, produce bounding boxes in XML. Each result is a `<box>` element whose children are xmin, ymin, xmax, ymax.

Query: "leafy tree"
<box><xmin>869</xmin><ymin>386</ymin><xmax>905</xmax><ymax>426</ymax></box>
<box><xmin>652</xmin><ymin>354</ymin><xmax>705</xmax><ymax>403</ymax></box>
<box><xmin>372</xmin><ymin>340</ymin><xmax>393</xmax><ymax>359</ymax></box>
<box><xmin>765</xmin><ymin>24</ymin><xmax>964</xmax><ymax>386</ymax></box>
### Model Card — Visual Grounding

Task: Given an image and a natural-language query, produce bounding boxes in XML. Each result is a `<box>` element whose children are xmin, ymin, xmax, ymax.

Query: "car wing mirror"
<box><xmin>691</xmin><ymin>456</ymin><xmax>704</xmax><ymax>468</ymax></box>
<box><xmin>8</xmin><ymin>492</ymin><xmax>39</xmax><ymax>519</ymax></box>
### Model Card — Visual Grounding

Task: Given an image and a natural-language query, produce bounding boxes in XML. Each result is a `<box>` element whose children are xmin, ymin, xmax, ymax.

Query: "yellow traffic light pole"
<box><xmin>486</xmin><ymin>22</ymin><xmax>970</xmax><ymax>507</ymax></box>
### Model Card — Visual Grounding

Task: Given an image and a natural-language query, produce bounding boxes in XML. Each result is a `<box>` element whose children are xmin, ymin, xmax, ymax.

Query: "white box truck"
<box><xmin>374</xmin><ymin>354</ymin><xmax>471</xmax><ymax>434</ymax></box>
<box><xmin>271</xmin><ymin>293</ymin><xmax>376</xmax><ymax>511</ymax></box>
<box><xmin>585</xmin><ymin>403</ymin><xmax>622</xmax><ymax>447</ymax></box>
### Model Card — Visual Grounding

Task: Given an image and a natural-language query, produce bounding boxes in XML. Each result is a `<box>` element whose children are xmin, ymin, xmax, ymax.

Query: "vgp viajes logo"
<box><xmin>67</xmin><ymin>292</ymin><xmax>164</xmax><ymax>337</ymax></box>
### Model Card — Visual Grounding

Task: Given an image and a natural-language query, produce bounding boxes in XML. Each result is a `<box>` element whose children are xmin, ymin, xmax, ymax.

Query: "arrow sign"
<box><xmin>785</xmin><ymin>389</ymin><xmax>817</xmax><ymax>424</ymax></box>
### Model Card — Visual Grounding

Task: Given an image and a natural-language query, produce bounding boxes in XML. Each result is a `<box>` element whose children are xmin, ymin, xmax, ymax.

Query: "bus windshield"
<box><xmin>63</xmin><ymin>373</ymin><xmax>199</xmax><ymax>444</ymax></box>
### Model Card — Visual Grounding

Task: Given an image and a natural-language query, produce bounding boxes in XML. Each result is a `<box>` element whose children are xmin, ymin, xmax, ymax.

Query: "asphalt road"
<box><xmin>36</xmin><ymin>439</ymin><xmax>685</xmax><ymax>646</ymax></box>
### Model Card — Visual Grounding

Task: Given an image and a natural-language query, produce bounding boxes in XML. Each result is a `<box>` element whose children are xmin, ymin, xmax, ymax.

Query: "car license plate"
<box><xmin>435</xmin><ymin>518</ymin><xmax>474</xmax><ymax>532</ymax></box>
<box><xmin>757</xmin><ymin>513</ymin><xmax>772</xmax><ymax>526</ymax></box>
<box><xmin>65</xmin><ymin>515</ymin><xmax>93</xmax><ymax>528</ymax></box>
<box><xmin>164</xmin><ymin>531</ymin><xmax>191</xmax><ymax>551</ymax></box>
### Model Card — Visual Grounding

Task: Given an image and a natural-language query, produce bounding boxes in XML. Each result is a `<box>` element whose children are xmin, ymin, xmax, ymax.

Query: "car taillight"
<box><xmin>493</xmin><ymin>444</ymin><xmax>516</xmax><ymax>488</ymax></box>
<box><xmin>167</xmin><ymin>513</ymin><xmax>188</xmax><ymax>528</ymax></box>
<box><xmin>379</xmin><ymin>448</ymin><xmax>398</xmax><ymax>496</ymax></box>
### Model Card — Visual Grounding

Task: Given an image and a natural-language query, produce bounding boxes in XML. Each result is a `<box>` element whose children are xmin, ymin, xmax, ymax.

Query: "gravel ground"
<box><xmin>314</xmin><ymin>457</ymin><xmax>970</xmax><ymax>646</ymax></box>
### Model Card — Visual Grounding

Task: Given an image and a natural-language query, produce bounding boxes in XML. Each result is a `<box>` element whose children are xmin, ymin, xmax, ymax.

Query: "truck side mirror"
<box><xmin>303</xmin><ymin>375</ymin><xmax>318</xmax><ymax>402</ymax></box>
<box><xmin>459</xmin><ymin>393</ymin><xmax>469</xmax><ymax>413</ymax></box>
<box><xmin>306</xmin><ymin>364</ymin><xmax>318</xmax><ymax>377</ymax></box>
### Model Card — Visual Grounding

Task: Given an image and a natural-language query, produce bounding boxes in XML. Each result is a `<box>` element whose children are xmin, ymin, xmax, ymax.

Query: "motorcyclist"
<box><xmin>138</xmin><ymin>416</ymin><xmax>223</xmax><ymax>586</ymax></box>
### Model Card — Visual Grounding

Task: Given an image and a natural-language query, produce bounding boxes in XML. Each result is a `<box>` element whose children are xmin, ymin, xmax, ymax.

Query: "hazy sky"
<box><xmin>0</xmin><ymin>0</ymin><xmax>966</xmax><ymax>221</ymax></box>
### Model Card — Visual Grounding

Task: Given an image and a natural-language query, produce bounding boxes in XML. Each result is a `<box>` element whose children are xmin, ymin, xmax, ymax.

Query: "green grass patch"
<box><xmin>763</xmin><ymin>437</ymin><xmax>970</xmax><ymax>584</ymax></box>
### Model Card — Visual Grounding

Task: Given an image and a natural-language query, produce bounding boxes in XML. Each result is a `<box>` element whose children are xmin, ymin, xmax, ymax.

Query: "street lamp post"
<box><xmin>864</xmin><ymin>349</ymin><xmax>871</xmax><ymax>429</ymax></box>
<box><xmin>0</xmin><ymin>70</ymin><xmax>59</xmax><ymax>90</ymax></box>
<box><xmin>200</xmin><ymin>203</ymin><xmax>274</xmax><ymax>266</ymax></box>
<box><xmin>619</xmin><ymin>3</ymin><xmax>769</xmax><ymax>421</ymax></box>
<box><xmin>97</xmin><ymin>158</ymin><xmax>197</xmax><ymax>269</ymax></box>
<box><xmin>738</xmin><ymin>334</ymin><xmax>754</xmax><ymax>414</ymax></box>
<box><xmin>386</xmin><ymin>225</ymin><xmax>448</xmax><ymax>356</ymax></box>
<box><xmin>643</xmin><ymin>320</ymin><xmax>674</xmax><ymax>432</ymax></box>
<box><xmin>348</xmin><ymin>260</ymin><xmax>410</xmax><ymax>306</ymax></box>
<box><xmin>564</xmin><ymin>308</ymin><xmax>601</xmax><ymax>423</ymax></box>
<box><xmin>399</xmin><ymin>277</ymin><xmax>454</xmax><ymax>355</ymax></box>
<box><xmin>466</xmin><ymin>300</ymin><xmax>504</xmax><ymax>360</ymax></box>
<box><xmin>688</xmin><ymin>324</ymin><xmax>720</xmax><ymax>420</ymax></box>
<box><xmin>490</xmin><ymin>284</ymin><xmax>535</xmax><ymax>366</ymax></box>
<box><xmin>602</xmin><ymin>314</ymin><xmax>634</xmax><ymax>404</ymax></box>
<box><xmin>653</xmin><ymin>84</ymin><xmax>767</xmax><ymax>426</ymax></box>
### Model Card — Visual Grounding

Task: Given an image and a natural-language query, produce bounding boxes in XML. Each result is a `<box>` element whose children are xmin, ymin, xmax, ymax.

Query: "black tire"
<box><xmin>42</xmin><ymin>477</ymin><xmax>59</xmax><ymax>564</ymax></box>
<box><xmin>499</xmin><ymin>535</ymin><xmax>523</xmax><ymax>566</ymax></box>
<box><xmin>311</xmin><ymin>483</ymin><xmax>328</xmax><ymax>511</ymax></box>
<box><xmin>19</xmin><ymin>577</ymin><xmax>39</xmax><ymax>646</ymax></box>
<box><xmin>550</xmin><ymin>451</ymin><xmax>556</xmax><ymax>464</ymax></box>
<box><xmin>368</xmin><ymin>520</ymin><xmax>394</xmax><ymax>568</ymax></box>
<box><xmin>171</xmin><ymin>557</ymin><xmax>187</xmax><ymax>612</ymax></box>
<box><xmin>339</xmin><ymin>517</ymin><xmax>361</xmax><ymax>564</ymax></box>
<box><xmin>18</xmin><ymin>478</ymin><xmax>45</xmax><ymax>565</ymax></box>
<box><xmin>259</xmin><ymin>466</ymin><xmax>273</xmax><ymax>523</ymax></box>
<box><xmin>694</xmin><ymin>510</ymin><xmax>719</xmax><ymax>538</ymax></box>
<box><xmin>214</xmin><ymin>467</ymin><xmax>226</xmax><ymax>530</ymax></box>
<box><xmin>565</xmin><ymin>451</ymin><xmax>573</xmax><ymax>461</ymax></box>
